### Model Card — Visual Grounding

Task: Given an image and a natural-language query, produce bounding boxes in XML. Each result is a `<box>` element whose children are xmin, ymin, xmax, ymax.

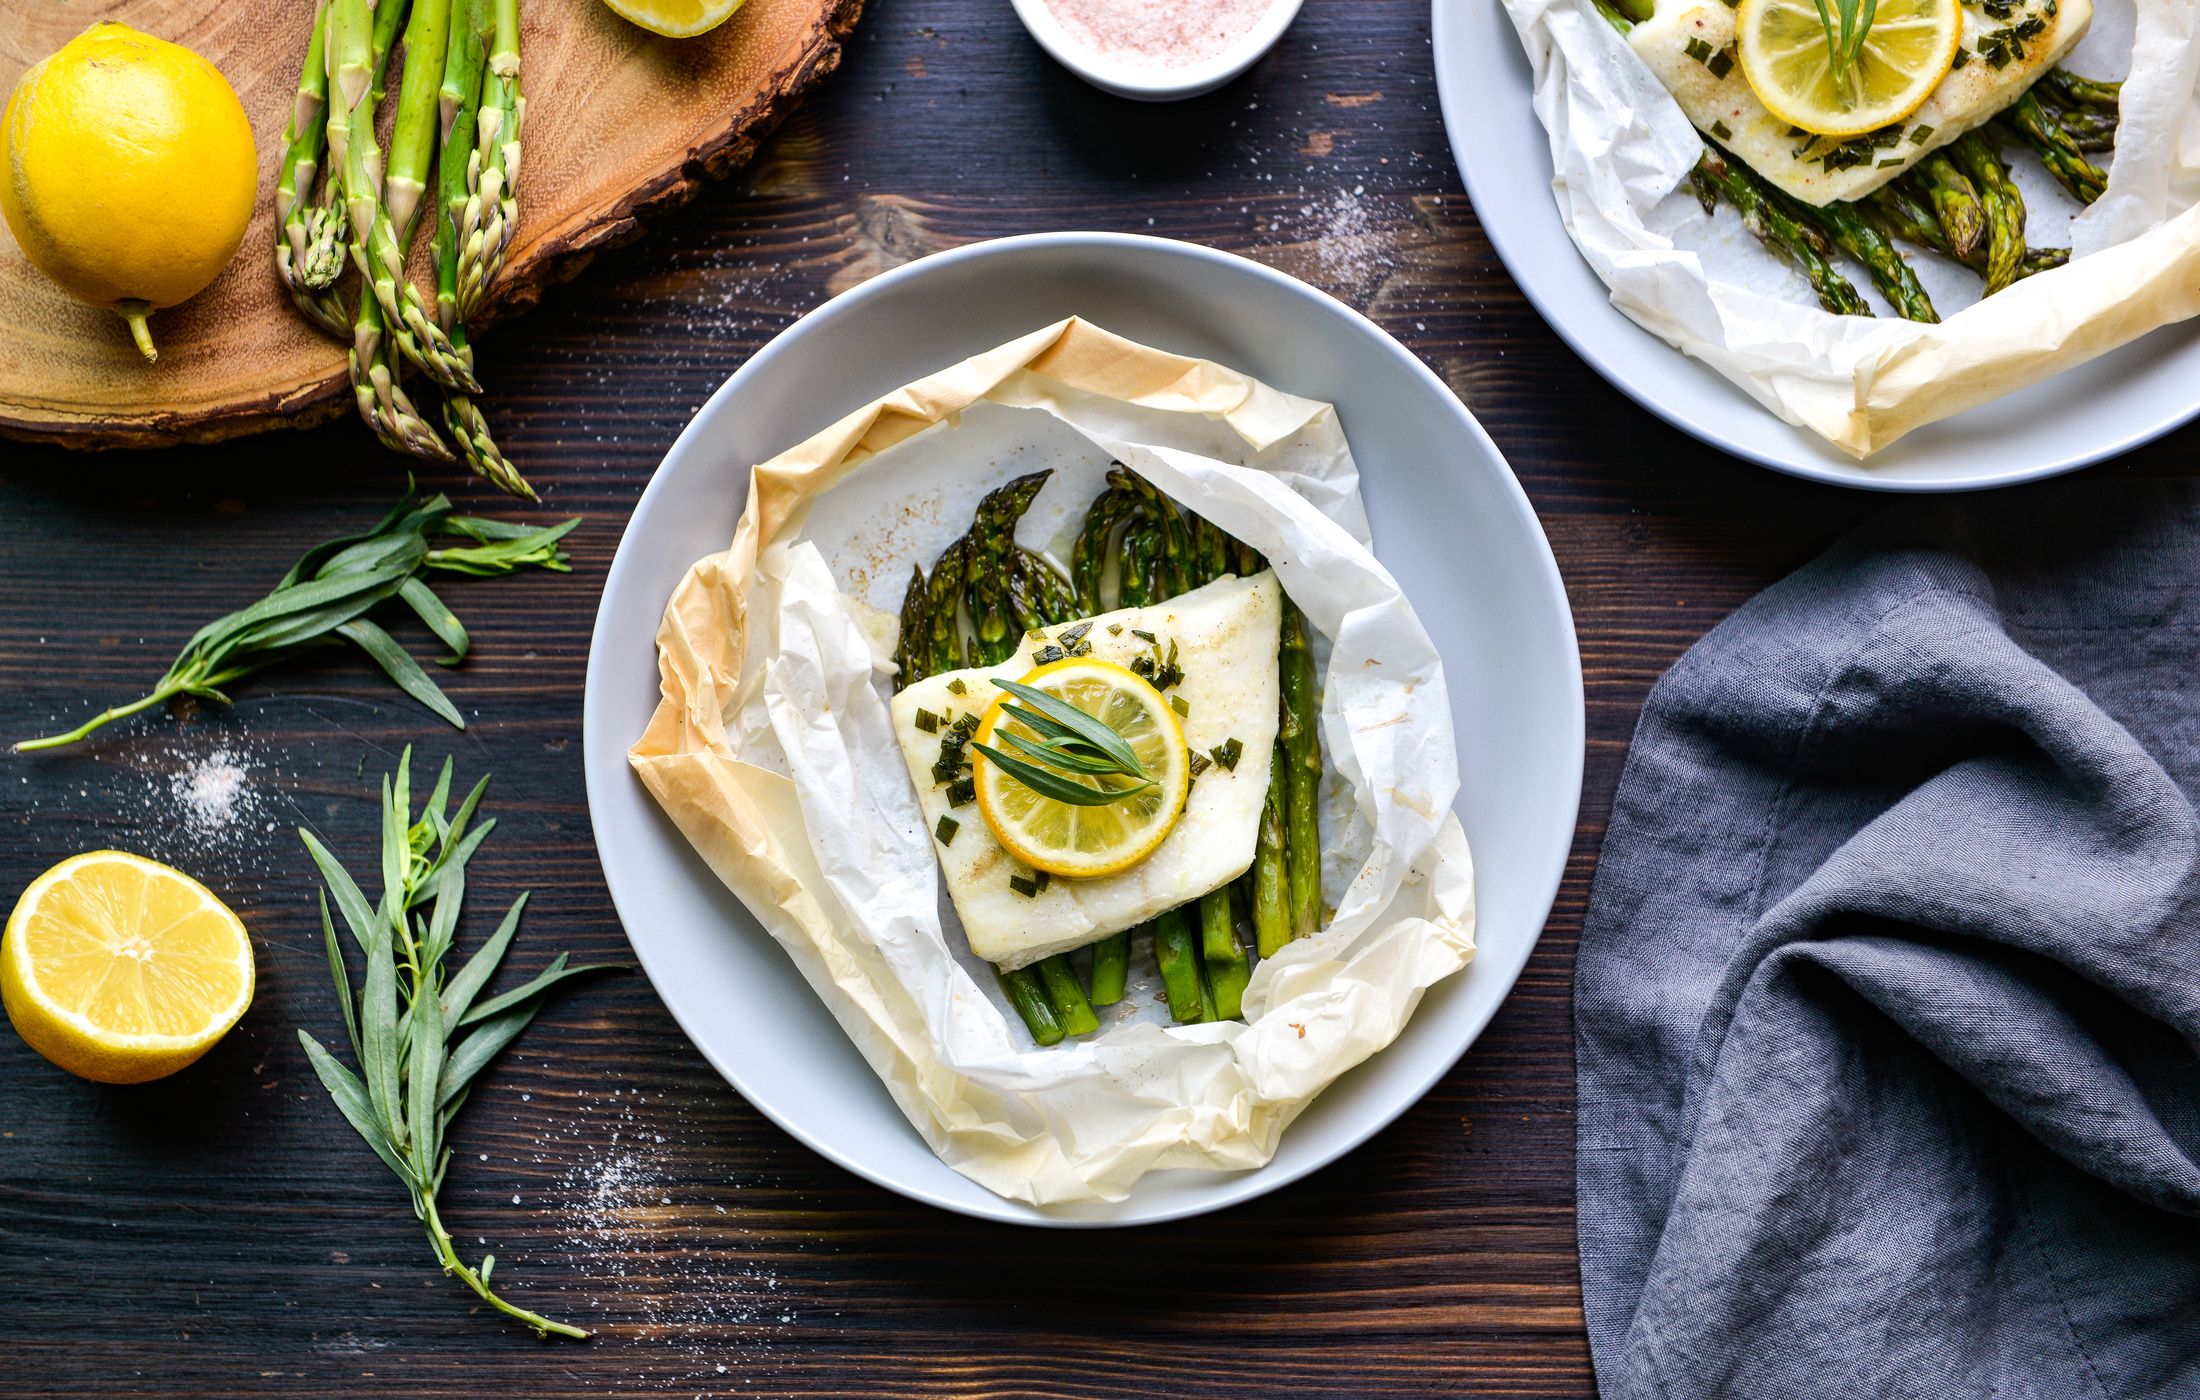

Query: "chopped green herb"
<box><xmin>935</xmin><ymin>815</ymin><xmax>960</xmax><ymax>846</ymax></box>
<box><xmin>1684</xmin><ymin>35</ymin><xmax>1714</xmax><ymax>62</ymax></box>
<box><xmin>1033</xmin><ymin>644</ymin><xmax>1065</xmax><ymax>666</ymax></box>
<box><xmin>1211</xmin><ymin>737</ymin><xmax>1244</xmax><ymax>772</ymax></box>
<box><xmin>1058</xmin><ymin>621</ymin><xmax>1093</xmax><ymax>644</ymax></box>
<box><xmin>1107</xmin><ymin>623</ymin><xmax>1124</xmax><ymax>636</ymax></box>
<box><xmin>1878</xmin><ymin>158</ymin><xmax>1906</xmax><ymax>168</ymax></box>
<box><xmin>1130</xmin><ymin>629</ymin><xmax>1157</xmax><ymax>643</ymax></box>
<box><xmin>947</xmin><ymin>678</ymin><xmax>968</xmax><ymax>695</ymax></box>
<box><xmin>1188</xmin><ymin>752</ymin><xmax>1213</xmax><ymax>777</ymax></box>
<box><xmin>1710</xmin><ymin>119</ymin><xmax>1733</xmax><ymax>141</ymax></box>
<box><xmin>1952</xmin><ymin>46</ymin><xmax>1971</xmax><ymax>68</ymax></box>
<box><xmin>1034</xmin><ymin>870</ymin><xmax>1052</xmax><ymax>894</ymax></box>
<box><xmin>1153</xmin><ymin>639</ymin><xmax>1184</xmax><ymax>691</ymax></box>
<box><xmin>1130</xmin><ymin>654</ymin><xmax>1156</xmax><ymax>680</ymax></box>
<box><xmin>1908</xmin><ymin>124</ymin><xmax>1934</xmax><ymax>145</ymax></box>
<box><xmin>1706</xmin><ymin>45</ymin><xmax>1735</xmax><ymax>79</ymax></box>
<box><xmin>946</xmin><ymin>775</ymin><xmax>976</xmax><ymax>807</ymax></box>
<box><xmin>914</xmin><ymin>708</ymin><xmax>941</xmax><ymax>734</ymax></box>
<box><xmin>1009</xmin><ymin>873</ymin><xmax>1040</xmax><ymax>898</ymax></box>
<box><xmin>1170</xmin><ymin>695</ymin><xmax>1190</xmax><ymax>718</ymax></box>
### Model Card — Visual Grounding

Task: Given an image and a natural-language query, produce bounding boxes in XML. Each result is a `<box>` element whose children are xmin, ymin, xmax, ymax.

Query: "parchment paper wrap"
<box><xmin>629</xmin><ymin>318</ymin><xmax>1477</xmax><ymax>1205</ymax></box>
<box><xmin>1499</xmin><ymin>0</ymin><xmax>2199</xmax><ymax>457</ymax></box>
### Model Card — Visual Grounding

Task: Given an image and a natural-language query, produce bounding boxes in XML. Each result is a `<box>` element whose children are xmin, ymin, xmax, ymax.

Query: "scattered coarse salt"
<box><xmin>1043</xmin><ymin>0</ymin><xmax>1275</xmax><ymax>69</ymax></box>
<box><xmin>169</xmin><ymin>746</ymin><xmax>260</xmax><ymax>840</ymax></box>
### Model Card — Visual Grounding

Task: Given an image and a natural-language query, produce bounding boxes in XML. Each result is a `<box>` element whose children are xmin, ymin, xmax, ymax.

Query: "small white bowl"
<box><xmin>1009</xmin><ymin>0</ymin><xmax>1305</xmax><ymax>102</ymax></box>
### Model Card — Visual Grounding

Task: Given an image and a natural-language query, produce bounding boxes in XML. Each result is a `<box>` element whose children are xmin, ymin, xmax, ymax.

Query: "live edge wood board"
<box><xmin>0</xmin><ymin>0</ymin><xmax>864</xmax><ymax>448</ymax></box>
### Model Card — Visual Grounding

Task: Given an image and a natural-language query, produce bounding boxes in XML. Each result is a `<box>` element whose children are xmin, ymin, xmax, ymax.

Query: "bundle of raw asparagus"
<box><xmin>274</xmin><ymin>0</ymin><xmax>532</xmax><ymax>498</ymax></box>
<box><xmin>1598</xmin><ymin>0</ymin><xmax>2117</xmax><ymax>321</ymax></box>
<box><xmin>893</xmin><ymin>469</ymin><xmax>1322</xmax><ymax>1046</ymax></box>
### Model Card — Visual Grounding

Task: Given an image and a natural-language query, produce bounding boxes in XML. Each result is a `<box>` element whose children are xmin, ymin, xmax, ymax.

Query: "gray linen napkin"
<box><xmin>1578</xmin><ymin>485</ymin><xmax>2200</xmax><ymax>1399</ymax></box>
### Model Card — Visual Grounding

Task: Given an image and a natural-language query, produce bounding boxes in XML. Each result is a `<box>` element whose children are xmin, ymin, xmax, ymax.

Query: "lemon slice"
<box><xmin>1736</xmin><ymin>0</ymin><xmax>1962</xmax><ymax>139</ymax></box>
<box><xmin>973</xmin><ymin>658</ymin><xmax>1192</xmax><ymax>880</ymax></box>
<box><xmin>600</xmin><ymin>0</ymin><xmax>747</xmax><ymax>38</ymax></box>
<box><xmin>2</xmin><ymin>851</ymin><xmax>254</xmax><ymax>1084</ymax></box>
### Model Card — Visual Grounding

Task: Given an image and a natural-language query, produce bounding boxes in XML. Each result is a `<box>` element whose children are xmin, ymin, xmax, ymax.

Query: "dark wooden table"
<box><xmin>2</xmin><ymin>2</ymin><xmax>2184</xmax><ymax>1396</ymax></box>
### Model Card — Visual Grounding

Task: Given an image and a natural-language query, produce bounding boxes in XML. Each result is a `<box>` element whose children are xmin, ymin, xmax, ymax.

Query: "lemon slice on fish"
<box><xmin>1736</xmin><ymin>0</ymin><xmax>1962</xmax><ymax>139</ymax></box>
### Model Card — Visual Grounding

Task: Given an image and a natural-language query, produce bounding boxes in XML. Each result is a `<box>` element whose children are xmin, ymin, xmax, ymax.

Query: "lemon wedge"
<box><xmin>1736</xmin><ymin>0</ymin><xmax>1962</xmax><ymax>139</ymax></box>
<box><xmin>973</xmin><ymin>658</ymin><xmax>1192</xmax><ymax>880</ymax></box>
<box><xmin>601</xmin><ymin>0</ymin><xmax>747</xmax><ymax>39</ymax></box>
<box><xmin>2</xmin><ymin>851</ymin><xmax>254</xmax><ymax>1084</ymax></box>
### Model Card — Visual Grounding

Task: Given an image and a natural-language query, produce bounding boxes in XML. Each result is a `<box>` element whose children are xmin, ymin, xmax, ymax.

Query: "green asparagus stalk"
<box><xmin>1906</xmin><ymin>154</ymin><xmax>1987</xmax><ymax>266</ymax></box>
<box><xmin>334</xmin><ymin>0</ymin><xmax>454</xmax><ymax>462</ymax></box>
<box><xmin>2045</xmin><ymin>104</ymin><xmax>2118</xmax><ymax>153</ymax></box>
<box><xmin>996</xmin><ymin>968</ymin><xmax>1064</xmax><ymax>1047</ymax></box>
<box><xmin>456</xmin><ymin>0</ymin><xmax>523</xmax><ymax>320</ymax></box>
<box><xmin>895</xmin><ymin>563</ymin><xmax>931</xmax><ymax>688</ymax></box>
<box><xmin>352</xmin><ymin>0</ymin><xmax>481</xmax><ymax>395</ymax></box>
<box><xmin>927</xmin><ymin>538</ymin><xmax>969</xmax><ymax>674</ymax></box>
<box><xmin>434</xmin><ymin>0</ymin><xmax>532</xmax><ymax>498</ymax></box>
<box><xmin>1278</xmin><ymin>601</ymin><xmax>1322</xmax><ymax>938</ymax></box>
<box><xmin>1689</xmin><ymin>150</ymin><xmax>1871</xmax><ymax>317</ymax></box>
<box><xmin>276</xmin><ymin>2</ymin><xmax>347</xmax><ymax>335</ymax></box>
<box><xmin>1782</xmin><ymin>193</ymin><xmax>1938</xmax><ymax>322</ymax></box>
<box><xmin>1999</xmin><ymin>92</ymin><xmax>2108</xmax><ymax>205</ymax></box>
<box><xmin>2041</xmin><ymin>68</ymin><xmax>2120</xmax><ymax>113</ymax></box>
<box><xmin>1088</xmin><ymin>934</ymin><xmax>1130</xmax><ymax>1006</ymax></box>
<box><xmin>1250</xmin><ymin>755</ymin><xmax>1291</xmax><ymax>957</ymax></box>
<box><xmin>1200</xmin><ymin>890</ymin><xmax>1248</xmax><ymax>1020</ymax></box>
<box><xmin>1035</xmin><ymin>956</ymin><xmax>1100</xmax><ymax>1036</ymax></box>
<box><xmin>1949</xmin><ymin>133</ymin><xmax>2026</xmax><ymax>295</ymax></box>
<box><xmin>2020</xmin><ymin>246</ymin><xmax>2071</xmax><ymax>276</ymax></box>
<box><xmin>1152</xmin><ymin>908</ymin><xmax>1207</xmax><ymax>1023</ymax></box>
<box><xmin>1071</xmin><ymin>485</ymin><xmax>1138</xmax><ymax>612</ymax></box>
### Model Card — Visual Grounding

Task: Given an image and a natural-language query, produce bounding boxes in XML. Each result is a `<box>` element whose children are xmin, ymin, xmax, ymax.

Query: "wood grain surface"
<box><xmin>2</xmin><ymin>3</ymin><xmax>2192</xmax><ymax>1398</ymax></box>
<box><xmin>0</xmin><ymin>0</ymin><xmax>860</xmax><ymax>447</ymax></box>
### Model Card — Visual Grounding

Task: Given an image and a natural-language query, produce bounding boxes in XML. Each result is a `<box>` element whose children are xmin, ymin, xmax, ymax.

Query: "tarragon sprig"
<box><xmin>1811</xmin><ymin>0</ymin><xmax>1884</xmax><ymax>89</ymax></box>
<box><xmin>13</xmin><ymin>487</ymin><xmax>577</xmax><ymax>752</ymax></box>
<box><xmin>969</xmin><ymin>677</ymin><xmax>1157</xmax><ymax>807</ymax></box>
<box><xmin>296</xmin><ymin>749</ymin><xmax>620</xmax><ymax>1339</ymax></box>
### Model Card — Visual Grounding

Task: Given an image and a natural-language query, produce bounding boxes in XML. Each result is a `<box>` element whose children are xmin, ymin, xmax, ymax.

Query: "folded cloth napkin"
<box><xmin>1578</xmin><ymin>484</ymin><xmax>2200</xmax><ymax>1399</ymax></box>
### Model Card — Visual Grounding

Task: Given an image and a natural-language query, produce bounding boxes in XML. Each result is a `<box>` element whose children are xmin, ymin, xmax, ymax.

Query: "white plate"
<box><xmin>582</xmin><ymin>232</ymin><xmax>1584</xmax><ymax>1225</ymax></box>
<box><xmin>1433</xmin><ymin>0</ymin><xmax>2200</xmax><ymax>491</ymax></box>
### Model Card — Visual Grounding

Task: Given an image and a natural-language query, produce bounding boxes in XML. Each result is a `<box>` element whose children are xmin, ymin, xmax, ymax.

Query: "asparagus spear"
<box><xmin>1250</xmin><ymin>756</ymin><xmax>1291</xmax><ymax>957</ymax></box>
<box><xmin>2041</xmin><ymin>68</ymin><xmax>2121</xmax><ymax>113</ymax></box>
<box><xmin>2020</xmin><ymin>246</ymin><xmax>2071</xmax><ymax>276</ymax></box>
<box><xmin>1906</xmin><ymin>155</ymin><xmax>1987</xmax><ymax>266</ymax></box>
<box><xmin>1278</xmin><ymin>600</ymin><xmax>1323</xmax><ymax>938</ymax></box>
<box><xmin>1689</xmin><ymin>150</ymin><xmax>1871</xmax><ymax>317</ymax></box>
<box><xmin>1782</xmin><ymin>193</ymin><xmax>1939</xmax><ymax>322</ymax></box>
<box><xmin>895</xmin><ymin>563</ymin><xmax>931</xmax><ymax>689</ymax></box>
<box><xmin>1152</xmin><ymin>908</ymin><xmax>1207</xmax><ymax>1022</ymax></box>
<box><xmin>456</xmin><ymin>0</ymin><xmax>524</xmax><ymax>320</ymax></box>
<box><xmin>1201</xmin><ymin>889</ymin><xmax>1249</xmax><ymax>1021</ymax></box>
<box><xmin>434</xmin><ymin>0</ymin><xmax>532</xmax><ymax>498</ymax></box>
<box><xmin>1949</xmin><ymin>133</ymin><xmax>2026</xmax><ymax>296</ymax></box>
<box><xmin>1035</xmin><ymin>956</ymin><xmax>1100</xmax><ymax>1037</ymax></box>
<box><xmin>1071</xmin><ymin>486</ymin><xmax>1138</xmax><ymax>613</ymax></box>
<box><xmin>927</xmin><ymin>538</ymin><xmax>969</xmax><ymax>674</ymax></box>
<box><xmin>332</xmin><ymin>0</ymin><xmax>454</xmax><ymax>461</ymax></box>
<box><xmin>275</xmin><ymin>2</ymin><xmax>347</xmax><ymax>336</ymax></box>
<box><xmin>1089</xmin><ymin>934</ymin><xmax>1130</xmax><ymax>1007</ymax></box>
<box><xmin>1999</xmin><ymin>93</ymin><xmax>2108</xmax><ymax>205</ymax></box>
<box><xmin>996</xmin><ymin>969</ymin><xmax>1064</xmax><ymax>1047</ymax></box>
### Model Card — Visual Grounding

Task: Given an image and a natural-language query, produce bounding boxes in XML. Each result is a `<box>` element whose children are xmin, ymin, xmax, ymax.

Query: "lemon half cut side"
<box><xmin>1736</xmin><ymin>0</ymin><xmax>1963</xmax><ymax>139</ymax></box>
<box><xmin>972</xmin><ymin>658</ymin><xmax>1192</xmax><ymax>880</ymax></box>
<box><xmin>2</xmin><ymin>851</ymin><xmax>254</xmax><ymax>1084</ymax></box>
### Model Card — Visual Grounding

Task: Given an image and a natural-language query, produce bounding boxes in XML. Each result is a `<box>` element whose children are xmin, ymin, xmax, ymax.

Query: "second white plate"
<box><xmin>1433</xmin><ymin>0</ymin><xmax>2200</xmax><ymax>491</ymax></box>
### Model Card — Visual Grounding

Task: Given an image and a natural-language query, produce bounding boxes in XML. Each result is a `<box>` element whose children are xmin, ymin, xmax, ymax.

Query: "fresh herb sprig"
<box><xmin>13</xmin><ymin>487</ymin><xmax>577</xmax><ymax>752</ymax></box>
<box><xmin>970</xmin><ymin>677</ymin><xmax>1156</xmax><ymax>807</ymax></box>
<box><xmin>296</xmin><ymin>749</ymin><xmax>619</xmax><ymax>1339</ymax></box>
<box><xmin>1811</xmin><ymin>0</ymin><xmax>1884</xmax><ymax>90</ymax></box>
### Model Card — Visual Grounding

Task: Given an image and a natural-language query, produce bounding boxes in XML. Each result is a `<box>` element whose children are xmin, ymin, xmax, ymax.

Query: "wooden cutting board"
<box><xmin>0</xmin><ymin>0</ymin><xmax>863</xmax><ymax>448</ymax></box>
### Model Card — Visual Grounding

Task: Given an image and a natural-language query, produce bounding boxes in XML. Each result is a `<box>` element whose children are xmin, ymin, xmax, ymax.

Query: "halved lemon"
<box><xmin>972</xmin><ymin>658</ymin><xmax>1191</xmax><ymax>880</ymax></box>
<box><xmin>1736</xmin><ymin>0</ymin><xmax>1962</xmax><ymax>139</ymax></box>
<box><xmin>600</xmin><ymin>0</ymin><xmax>747</xmax><ymax>38</ymax></box>
<box><xmin>2</xmin><ymin>851</ymin><xmax>254</xmax><ymax>1084</ymax></box>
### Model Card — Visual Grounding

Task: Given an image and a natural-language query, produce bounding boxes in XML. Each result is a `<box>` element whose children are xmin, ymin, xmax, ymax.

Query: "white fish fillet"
<box><xmin>1630</xmin><ymin>0</ymin><xmax>2091</xmax><ymax>205</ymax></box>
<box><xmin>891</xmin><ymin>571</ymin><xmax>1283</xmax><ymax>971</ymax></box>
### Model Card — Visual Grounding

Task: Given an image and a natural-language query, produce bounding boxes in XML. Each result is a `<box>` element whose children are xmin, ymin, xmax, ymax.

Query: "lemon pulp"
<box><xmin>973</xmin><ymin>658</ymin><xmax>1191</xmax><ymax>880</ymax></box>
<box><xmin>2</xmin><ymin>851</ymin><xmax>254</xmax><ymax>1084</ymax></box>
<box><xmin>1736</xmin><ymin>0</ymin><xmax>1962</xmax><ymax>139</ymax></box>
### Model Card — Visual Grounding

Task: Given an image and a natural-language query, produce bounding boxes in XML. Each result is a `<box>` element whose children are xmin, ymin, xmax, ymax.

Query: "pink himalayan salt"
<box><xmin>1043</xmin><ymin>0</ymin><xmax>1277</xmax><ymax>70</ymax></box>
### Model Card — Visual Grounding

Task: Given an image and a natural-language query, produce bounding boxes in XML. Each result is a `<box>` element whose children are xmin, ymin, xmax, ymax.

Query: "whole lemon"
<box><xmin>1</xmin><ymin>23</ymin><xmax>258</xmax><ymax>362</ymax></box>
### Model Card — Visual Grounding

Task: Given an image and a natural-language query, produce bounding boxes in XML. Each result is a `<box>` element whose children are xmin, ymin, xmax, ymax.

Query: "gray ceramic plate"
<box><xmin>582</xmin><ymin>233</ymin><xmax>1583</xmax><ymax>1224</ymax></box>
